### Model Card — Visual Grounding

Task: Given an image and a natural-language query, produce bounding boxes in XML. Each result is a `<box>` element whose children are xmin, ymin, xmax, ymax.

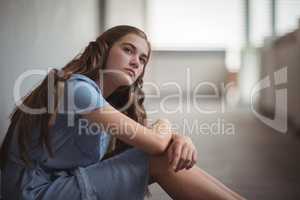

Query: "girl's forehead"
<box><xmin>117</xmin><ymin>34</ymin><xmax>149</xmax><ymax>54</ymax></box>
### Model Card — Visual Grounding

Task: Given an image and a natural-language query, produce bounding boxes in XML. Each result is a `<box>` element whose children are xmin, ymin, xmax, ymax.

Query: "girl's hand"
<box><xmin>150</xmin><ymin>119</ymin><xmax>198</xmax><ymax>171</ymax></box>
<box><xmin>168</xmin><ymin>134</ymin><xmax>198</xmax><ymax>172</ymax></box>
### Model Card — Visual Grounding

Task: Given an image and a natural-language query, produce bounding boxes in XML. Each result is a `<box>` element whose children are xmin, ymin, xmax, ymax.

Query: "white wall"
<box><xmin>104</xmin><ymin>0</ymin><xmax>146</xmax><ymax>30</ymax></box>
<box><xmin>0</xmin><ymin>0</ymin><xmax>102</xmax><ymax>143</ymax></box>
<box><xmin>144</xmin><ymin>50</ymin><xmax>227</xmax><ymax>97</ymax></box>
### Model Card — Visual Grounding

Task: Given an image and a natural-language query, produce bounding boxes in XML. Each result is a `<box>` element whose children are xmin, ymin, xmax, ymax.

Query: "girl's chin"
<box><xmin>105</xmin><ymin>72</ymin><xmax>135</xmax><ymax>87</ymax></box>
<box><xmin>116</xmin><ymin>75</ymin><xmax>134</xmax><ymax>86</ymax></box>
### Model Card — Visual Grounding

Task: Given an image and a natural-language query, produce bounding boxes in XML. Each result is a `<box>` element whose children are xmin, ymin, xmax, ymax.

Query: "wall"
<box><xmin>259</xmin><ymin>24</ymin><xmax>300</xmax><ymax>128</ymax></box>
<box><xmin>0</xmin><ymin>0</ymin><xmax>102</xmax><ymax>143</ymax></box>
<box><xmin>144</xmin><ymin>50</ymin><xmax>227</xmax><ymax>97</ymax></box>
<box><xmin>104</xmin><ymin>0</ymin><xmax>146</xmax><ymax>30</ymax></box>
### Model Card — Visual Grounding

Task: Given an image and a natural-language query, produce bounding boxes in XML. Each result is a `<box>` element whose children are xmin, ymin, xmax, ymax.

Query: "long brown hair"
<box><xmin>0</xmin><ymin>25</ymin><xmax>151</xmax><ymax>169</ymax></box>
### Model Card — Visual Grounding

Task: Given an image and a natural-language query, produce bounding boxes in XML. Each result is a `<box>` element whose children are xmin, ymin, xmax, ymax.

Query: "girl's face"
<box><xmin>105</xmin><ymin>33</ymin><xmax>149</xmax><ymax>86</ymax></box>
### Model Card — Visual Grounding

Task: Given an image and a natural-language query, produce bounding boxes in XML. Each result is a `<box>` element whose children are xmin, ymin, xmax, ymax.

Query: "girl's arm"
<box><xmin>81</xmin><ymin>105</ymin><xmax>173</xmax><ymax>155</ymax></box>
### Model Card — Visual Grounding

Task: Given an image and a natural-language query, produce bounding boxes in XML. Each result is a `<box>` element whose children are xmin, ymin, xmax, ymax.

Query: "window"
<box><xmin>146</xmin><ymin>0</ymin><xmax>244</xmax><ymax>71</ymax></box>
<box><xmin>250</xmin><ymin>0</ymin><xmax>272</xmax><ymax>46</ymax></box>
<box><xmin>277</xmin><ymin>0</ymin><xmax>300</xmax><ymax>36</ymax></box>
<box><xmin>146</xmin><ymin>0</ymin><xmax>244</xmax><ymax>51</ymax></box>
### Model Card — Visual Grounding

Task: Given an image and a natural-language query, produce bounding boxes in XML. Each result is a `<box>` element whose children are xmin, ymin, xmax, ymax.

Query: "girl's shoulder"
<box><xmin>62</xmin><ymin>73</ymin><xmax>108</xmax><ymax>114</ymax></box>
<box><xmin>68</xmin><ymin>73</ymin><xmax>100</xmax><ymax>90</ymax></box>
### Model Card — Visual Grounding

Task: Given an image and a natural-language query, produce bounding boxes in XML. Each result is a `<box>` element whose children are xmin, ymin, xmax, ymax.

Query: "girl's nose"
<box><xmin>129</xmin><ymin>56</ymin><xmax>139</xmax><ymax>69</ymax></box>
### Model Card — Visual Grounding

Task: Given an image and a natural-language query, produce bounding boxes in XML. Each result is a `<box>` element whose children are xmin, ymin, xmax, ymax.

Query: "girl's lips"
<box><xmin>124</xmin><ymin>68</ymin><xmax>135</xmax><ymax>78</ymax></box>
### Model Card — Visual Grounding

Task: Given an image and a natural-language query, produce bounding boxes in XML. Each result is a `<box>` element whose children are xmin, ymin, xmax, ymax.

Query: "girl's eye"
<box><xmin>123</xmin><ymin>47</ymin><xmax>133</xmax><ymax>54</ymax></box>
<box><xmin>140</xmin><ymin>57</ymin><xmax>146</xmax><ymax>65</ymax></box>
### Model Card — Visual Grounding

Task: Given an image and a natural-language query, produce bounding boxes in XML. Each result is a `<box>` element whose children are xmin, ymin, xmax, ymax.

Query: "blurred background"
<box><xmin>0</xmin><ymin>0</ymin><xmax>300</xmax><ymax>199</ymax></box>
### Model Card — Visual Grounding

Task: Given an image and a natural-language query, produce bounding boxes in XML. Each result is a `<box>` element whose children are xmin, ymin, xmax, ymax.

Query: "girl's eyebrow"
<box><xmin>122</xmin><ymin>42</ymin><xmax>148</xmax><ymax>60</ymax></box>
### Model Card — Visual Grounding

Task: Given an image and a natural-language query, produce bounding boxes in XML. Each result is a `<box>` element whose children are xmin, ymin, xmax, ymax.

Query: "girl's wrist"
<box><xmin>151</xmin><ymin>119</ymin><xmax>172</xmax><ymax>135</ymax></box>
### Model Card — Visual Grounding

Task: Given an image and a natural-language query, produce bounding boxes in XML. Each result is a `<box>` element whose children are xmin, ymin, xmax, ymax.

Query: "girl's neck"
<box><xmin>97</xmin><ymin>76</ymin><xmax>119</xmax><ymax>98</ymax></box>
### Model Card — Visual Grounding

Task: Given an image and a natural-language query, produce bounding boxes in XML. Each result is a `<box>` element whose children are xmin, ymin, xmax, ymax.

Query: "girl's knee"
<box><xmin>149</xmin><ymin>151</ymin><xmax>174</xmax><ymax>178</ymax></box>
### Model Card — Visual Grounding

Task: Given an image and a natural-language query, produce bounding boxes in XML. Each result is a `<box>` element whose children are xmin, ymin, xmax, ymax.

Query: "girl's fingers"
<box><xmin>188</xmin><ymin>149</ymin><xmax>198</xmax><ymax>169</ymax></box>
<box><xmin>185</xmin><ymin>148</ymin><xmax>194</xmax><ymax>170</ymax></box>
<box><xmin>171</xmin><ymin>143</ymin><xmax>183</xmax><ymax>170</ymax></box>
<box><xmin>168</xmin><ymin>143</ymin><xmax>174</xmax><ymax>164</ymax></box>
<box><xmin>194</xmin><ymin>148</ymin><xmax>198</xmax><ymax>164</ymax></box>
<box><xmin>176</xmin><ymin>145</ymin><xmax>188</xmax><ymax>171</ymax></box>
